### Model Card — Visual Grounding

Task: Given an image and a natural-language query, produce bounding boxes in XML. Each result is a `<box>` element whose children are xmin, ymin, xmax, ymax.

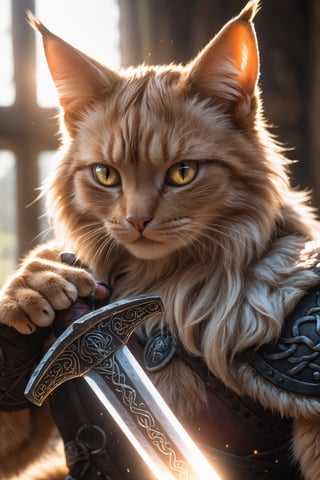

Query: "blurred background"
<box><xmin>0</xmin><ymin>0</ymin><xmax>319</xmax><ymax>284</ymax></box>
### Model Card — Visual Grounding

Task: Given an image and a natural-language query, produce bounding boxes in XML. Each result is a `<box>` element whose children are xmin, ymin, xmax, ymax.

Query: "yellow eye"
<box><xmin>166</xmin><ymin>161</ymin><xmax>198</xmax><ymax>186</ymax></box>
<box><xmin>93</xmin><ymin>165</ymin><xmax>121</xmax><ymax>187</ymax></box>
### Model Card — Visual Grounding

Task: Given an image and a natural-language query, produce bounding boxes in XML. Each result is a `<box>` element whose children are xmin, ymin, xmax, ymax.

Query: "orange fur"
<box><xmin>1</xmin><ymin>1</ymin><xmax>320</xmax><ymax>478</ymax></box>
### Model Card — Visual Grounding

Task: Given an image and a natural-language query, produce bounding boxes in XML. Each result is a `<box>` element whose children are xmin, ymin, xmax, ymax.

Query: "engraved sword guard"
<box><xmin>25</xmin><ymin>294</ymin><xmax>163</xmax><ymax>406</ymax></box>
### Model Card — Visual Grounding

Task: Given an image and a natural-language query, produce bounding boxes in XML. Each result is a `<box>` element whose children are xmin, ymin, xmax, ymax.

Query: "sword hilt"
<box><xmin>25</xmin><ymin>294</ymin><xmax>163</xmax><ymax>406</ymax></box>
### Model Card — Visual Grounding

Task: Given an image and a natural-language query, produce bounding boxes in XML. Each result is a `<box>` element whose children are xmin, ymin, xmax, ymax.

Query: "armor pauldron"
<box><xmin>244</xmin><ymin>284</ymin><xmax>320</xmax><ymax>396</ymax></box>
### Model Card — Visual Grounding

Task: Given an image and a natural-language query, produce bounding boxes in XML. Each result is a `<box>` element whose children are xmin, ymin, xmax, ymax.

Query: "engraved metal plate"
<box><xmin>143</xmin><ymin>327</ymin><xmax>179</xmax><ymax>372</ymax></box>
<box><xmin>244</xmin><ymin>285</ymin><xmax>320</xmax><ymax>396</ymax></box>
<box><xmin>25</xmin><ymin>295</ymin><xmax>163</xmax><ymax>405</ymax></box>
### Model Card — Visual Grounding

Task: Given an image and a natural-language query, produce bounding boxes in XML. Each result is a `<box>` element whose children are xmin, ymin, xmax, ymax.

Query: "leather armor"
<box><xmin>4</xmin><ymin>283</ymin><xmax>320</xmax><ymax>478</ymax></box>
<box><xmin>244</xmin><ymin>284</ymin><xmax>320</xmax><ymax>396</ymax></box>
<box><xmin>141</xmin><ymin>328</ymin><xmax>303</xmax><ymax>480</ymax></box>
<box><xmin>0</xmin><ymin>324</ymin><xmax>50</xmax><ymax>410</ymax></box>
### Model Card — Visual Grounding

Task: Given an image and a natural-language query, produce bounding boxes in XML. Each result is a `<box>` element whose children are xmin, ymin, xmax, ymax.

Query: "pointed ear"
<box><xmin>186</xmin><ymin>0</ymin><xmax>260</xmax><ymax>123</ymax></box>
<box><xmin>27</xmin><ymin>12</ymin><xmax>120</xmax><ymax>116</ymax></box>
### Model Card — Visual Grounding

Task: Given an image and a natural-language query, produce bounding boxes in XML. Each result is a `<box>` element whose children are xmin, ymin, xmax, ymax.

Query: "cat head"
<box><xmin>29</xmin><ymin>1</ymin><xmax>294</xmax><ymax>266</ymax></box>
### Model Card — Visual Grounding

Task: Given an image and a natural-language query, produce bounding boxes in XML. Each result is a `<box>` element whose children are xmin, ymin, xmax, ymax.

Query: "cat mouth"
<box><xmin>125</xmin><ymin>235</ymin><xmax>173</xmax><ymax>259</ymax></box>
<box><xmin>133</xmin><ymin>235</ymin><xmax>162</xmax><ymax>245</ymax></box>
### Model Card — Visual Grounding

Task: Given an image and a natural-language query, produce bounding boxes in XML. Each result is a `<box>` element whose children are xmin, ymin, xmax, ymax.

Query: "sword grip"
<box><xmin>53</xmin><ymin>297</ymin><xmax>93</xmax><ymax>336</ymax></box>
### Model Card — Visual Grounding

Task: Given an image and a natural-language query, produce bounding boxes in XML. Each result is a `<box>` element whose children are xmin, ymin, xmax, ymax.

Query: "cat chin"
<box><xmin>124</xmin><ymin>238</ymin><xmax>176</xmax><ymax>260</ymax></box>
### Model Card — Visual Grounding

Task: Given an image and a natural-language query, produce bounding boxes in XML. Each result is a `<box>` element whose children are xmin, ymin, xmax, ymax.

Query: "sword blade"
<box><xmin>84</xmin><ymin>346</ymin><xmax>221</xmax><ymax>480</ymax></box>
<box><xmin>24</xmin><ymin>295</ymin><xmax>221</xmax><ymax>479</ymax></box>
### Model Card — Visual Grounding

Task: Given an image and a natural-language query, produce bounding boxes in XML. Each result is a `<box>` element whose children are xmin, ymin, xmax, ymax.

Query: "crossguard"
<box><xmin>25</xmin><ymin>294</ymin><xmax>163</xmax><ymax>406</ymax></box>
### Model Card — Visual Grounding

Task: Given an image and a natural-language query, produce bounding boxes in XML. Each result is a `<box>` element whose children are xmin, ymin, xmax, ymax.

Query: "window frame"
<box><xmin>0</xmin><ymin>0</ymin><xmax>58</xmax><ymax>260</ymax></box>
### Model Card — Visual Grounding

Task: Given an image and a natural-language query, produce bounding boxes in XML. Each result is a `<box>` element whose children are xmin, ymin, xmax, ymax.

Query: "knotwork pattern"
<box><xmin>96</xmin><ymin>356</ymin><xmax>190</xmax><ymax>478</ymax></box>
<box><xmin>244</xmin><ymin>285</ymin><xmax>320</xmax><ymax>396</ymax></box>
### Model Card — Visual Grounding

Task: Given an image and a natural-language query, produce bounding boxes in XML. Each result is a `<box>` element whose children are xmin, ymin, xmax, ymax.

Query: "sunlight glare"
<box><xmin>0</xmin><ymin>151</ymin><xmax>15</xmax><ymax>180</ymax></box>
<box><xmin>35</xmin><ymin>0</ymin><xmax>121</xmax><ymax>107</ymax></box>
<box><xmin>0</xmin><ymin>0</ymin><xmax>15</xmax><ymax>106</ymax></box>
<box><xmin>0</xmin><ymin>151</ymin><xmax>16</xmax><ymax>285</ymax></box>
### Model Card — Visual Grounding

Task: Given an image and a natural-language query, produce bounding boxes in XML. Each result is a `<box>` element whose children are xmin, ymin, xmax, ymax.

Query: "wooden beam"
<box><xmin>0</xmin><ymin>106</ymin><xmax>59</xmax><ymax>151</ymax></box>
<box><xmin>309</xmin><ymin>0</ymin><xmax>320</xmax><ymax>208</ymax></box>
<box><xmin>9</xmin><ymin>0</ymin><xmax>59</xmax><ymax>258</ymax></box>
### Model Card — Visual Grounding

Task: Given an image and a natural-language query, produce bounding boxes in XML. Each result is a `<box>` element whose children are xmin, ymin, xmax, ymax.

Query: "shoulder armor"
<box><xmin>244</xmin><ymin>284</ymin><xmax>320</xmax><ymax>396</ymax></box>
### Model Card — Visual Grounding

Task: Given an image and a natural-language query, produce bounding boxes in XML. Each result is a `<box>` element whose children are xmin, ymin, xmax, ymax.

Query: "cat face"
<box><xmin>68</xmin><ymin>65</ymin><xmax>267</xmax><ymax>260</ymax></box>
<box><xmin>32</xmin><ymin>1</ymin><xmax>284</xmax><ymax>263</ymax></box>
<box><xmin>68</xmin><ymin>71</ymin><xmax>247</xmax><ymax>260</ymax></box>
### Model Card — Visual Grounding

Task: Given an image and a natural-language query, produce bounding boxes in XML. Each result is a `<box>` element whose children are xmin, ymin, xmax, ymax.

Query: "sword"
<box><xmin>25</xmin><ymin>294</ymin><xmax>221</xmax><ymax>480</ymax></box>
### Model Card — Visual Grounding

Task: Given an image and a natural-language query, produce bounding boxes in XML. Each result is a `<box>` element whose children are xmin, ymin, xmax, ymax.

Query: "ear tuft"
<box><xmin>237</xmin><ymin>0</ymin><xmax>260</xmax><ymax>22</ymax></box>
<box><xmin>26</xmin><ymin>10</ymin><xmax>50</xmax><ymax>36</ymax></box>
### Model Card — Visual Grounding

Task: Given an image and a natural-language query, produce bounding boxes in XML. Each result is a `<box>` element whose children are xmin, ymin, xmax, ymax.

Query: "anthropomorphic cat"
<box><xmin>1</xmin><ymin>1</ymin><xmax>320</xmax><ymax>478</ymax></box>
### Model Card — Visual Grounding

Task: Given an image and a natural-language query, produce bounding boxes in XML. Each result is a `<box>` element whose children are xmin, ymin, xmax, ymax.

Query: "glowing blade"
<box><xmin>84</xmin><ymin>346</ymin><xmax>221</xmax><ymax>480</ymax></box>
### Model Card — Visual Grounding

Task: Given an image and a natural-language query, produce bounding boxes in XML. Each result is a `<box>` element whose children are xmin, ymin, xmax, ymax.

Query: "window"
<box><xmin>35</xmin><ymin>0</ymin><xmax>120</xmax><ymax>107</ymax></box>
<box><xmin>0</xmin><ymin>0</ymin><xmax>15</xmax><ymax>106</ymax></box>
<box><xmin>0</xmin><ymin>151</ymin><xmax>16</xmax><ymax>282</ymax></box>
<box><xmin>0</xmin><ymin>0</ymin><xmax>120</xmax><ymax>285</ymax></box>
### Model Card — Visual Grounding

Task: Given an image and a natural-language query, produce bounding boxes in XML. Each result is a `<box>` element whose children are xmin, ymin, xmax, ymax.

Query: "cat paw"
<box><xmin>0</xmin><ymin>253</ymin><xmax>96</xmax><ymax>334</ymax></box>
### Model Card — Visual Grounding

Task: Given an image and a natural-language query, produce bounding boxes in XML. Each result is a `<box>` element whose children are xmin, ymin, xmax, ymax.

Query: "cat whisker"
<box><xmin>86</xmin><ymin>231</ymin><xmax>121</xmax><ymax>272</ymax></box>
<box><xmin>33</xmin><ymin>225</ymin><xmax>54</xmax><ymax>244</ymax></box>
<box><xmin>92</xmin><ymin>236</ymin><xmax>115</xmax><ymax>269</ymax></box>
<box><xmin>66</xmin><ymin>221</ymin><xmax>104</xmax><ymax>238</ymax></box>
<box><xmin>191</xmin><ymin>220</ymin><xmax>249</xmax><ymax>250</ymax></box>
<box><xmin>177</xmin><ymin>223</ymin><xmax>234</xmax><ymax>261</ymax></box>
<box><xmin>63</xmin><ymin>221</ymin><xmax>123</xmax><ymax>274</ymax></box>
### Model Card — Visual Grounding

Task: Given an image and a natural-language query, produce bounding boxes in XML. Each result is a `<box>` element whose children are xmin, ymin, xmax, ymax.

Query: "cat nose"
<box><xmin>127</xmin><ymin>216</ymin><xmax>153</xmax><ymax>232</ymax></box>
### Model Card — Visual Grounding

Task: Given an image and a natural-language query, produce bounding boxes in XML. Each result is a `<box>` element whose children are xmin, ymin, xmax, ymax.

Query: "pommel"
<box><xmin>25</xmin><ymin>294</ymin><xmax>163</xmax><ymax>406</ymax></box>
